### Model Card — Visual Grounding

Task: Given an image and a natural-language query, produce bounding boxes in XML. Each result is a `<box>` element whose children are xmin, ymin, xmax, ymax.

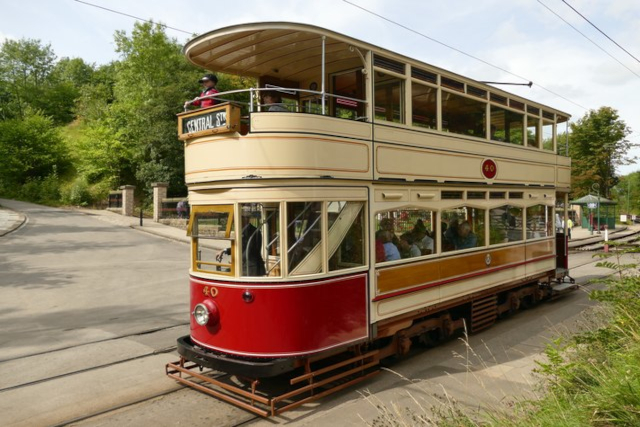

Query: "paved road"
<box><xmin>0</xmin><ymin>199</ymin><xmax>190</xmax><ymax>426</ymax></box>
<box><xmin>0</xmin><ymin>199</ymin><xmax>627</xmax><ymax>426</ymax></box>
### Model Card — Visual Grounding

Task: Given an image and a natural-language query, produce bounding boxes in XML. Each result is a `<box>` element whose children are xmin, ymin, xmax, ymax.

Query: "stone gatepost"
<box><xmin>152</xmin><ymin>182</ymin><xmax>169</xmax><ymax>222</ymax></box>
<box><xmin>119</xmin><ymin>185</ymin><xmax>136</xmax><ymax>217</ymax></box>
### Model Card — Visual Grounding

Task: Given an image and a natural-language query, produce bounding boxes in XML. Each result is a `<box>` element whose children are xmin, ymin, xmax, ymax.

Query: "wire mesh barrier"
<box><xmin>107</xmin><ymin>191</ymin><xmax>122</xmax><ymax>210</ymax></box>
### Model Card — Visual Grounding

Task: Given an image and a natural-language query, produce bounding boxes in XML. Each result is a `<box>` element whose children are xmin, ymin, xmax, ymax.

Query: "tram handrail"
<box><xmin>183</xmin><ymin>87</ymin><xmax>368</xmax><ymax>117</ymax></box>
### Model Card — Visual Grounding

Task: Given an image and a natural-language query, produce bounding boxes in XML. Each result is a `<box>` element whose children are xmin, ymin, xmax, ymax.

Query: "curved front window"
<box><xmin>189</xmin><ymin>200</ymin><xmax>366</xmax><ymax>279</ymax></box>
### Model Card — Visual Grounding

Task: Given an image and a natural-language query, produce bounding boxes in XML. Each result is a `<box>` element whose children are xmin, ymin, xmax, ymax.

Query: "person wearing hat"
<box><xmin>185</xmin><ymin>74</ymin><xmax>219</xmax><ymax>109</ymax></box>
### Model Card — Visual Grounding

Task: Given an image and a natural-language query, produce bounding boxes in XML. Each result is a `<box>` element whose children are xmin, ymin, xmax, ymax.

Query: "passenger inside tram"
<box><xmin>380</xmin><ymin>230</ymin><xmax>401</xmax><ymax>261</ymax></box>
<box><xmin>454</xmin><ymin>221</ymin><xmax>477</xmax><ymax>250</ymax></box>
<box><xmin>399</xmin><ymin>233</ymin><xmax>421</xmax><ymax>258</ymax></box>
<box><xmin>411</xmin><ymin>220</ymin><xmax>434</xmax><ymax>255</ymax></box>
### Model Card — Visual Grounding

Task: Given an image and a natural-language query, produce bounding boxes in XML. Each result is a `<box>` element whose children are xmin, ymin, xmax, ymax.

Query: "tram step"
<box><xmin>552</xmin><ymin>282</ymin><xmax>578</xmax><ymax>294</ymax></box>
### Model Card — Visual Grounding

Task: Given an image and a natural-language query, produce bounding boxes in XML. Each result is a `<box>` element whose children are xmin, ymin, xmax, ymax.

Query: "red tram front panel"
<box><xmin>189</xmin><ymin>273</ymin><xmax>368</xmax><ymax>357</ymax></box>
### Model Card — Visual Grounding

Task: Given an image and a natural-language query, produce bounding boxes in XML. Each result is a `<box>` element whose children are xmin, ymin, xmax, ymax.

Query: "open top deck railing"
<box><xmin>184</xmin><ymin>87</ymin><xmax>368</xmax><ymax>120</ymax></box>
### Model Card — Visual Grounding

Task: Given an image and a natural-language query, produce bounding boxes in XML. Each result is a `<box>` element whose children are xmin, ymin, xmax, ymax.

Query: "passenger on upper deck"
<box><xmin>185</xmin><ymin>74</ymin><xmax>219</xmax><ymax>109</ymax></box>
<box><xmin>262</xmin><ymin>91</ymin><xmax>289</xmax><ymax>112</ymax></box>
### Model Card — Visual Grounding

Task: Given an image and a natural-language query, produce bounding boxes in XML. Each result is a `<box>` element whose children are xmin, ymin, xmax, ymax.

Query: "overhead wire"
<box><xmin>342</xmin><ymin>0</ymin><xmax>588</xmax><ymax>111</ymax></box>
<box><xmin>73</xmin><ymin>0</ymin><xmax>192</xmax><ymax>35</ymax></box>
<box><xmin>561</xmin><ymin>0</ymin><xmax>640</xmax><ymax>65</ymax></box>
<box><xmin>537</xmin><ymin>0</ymin><xmax>640</xmax><ymax>80</ymax></box>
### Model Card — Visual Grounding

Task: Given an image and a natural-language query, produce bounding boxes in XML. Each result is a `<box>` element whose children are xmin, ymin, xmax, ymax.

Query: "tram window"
<box><xmin>442</xmin><ymin>91</ymin><xmax>486</xmax><ymax>138</ymax></box>
<box><xmin>442</xmin><ymin>207</ymin><xmax>486</xmax><ymax>252</ymax></box>
<box><xmin>527</xmin><ymin>116</ymin><xmax>540</xmax><ymax>148</ymax></box>
<box><xmin>374</xmin><ymin>72</ymin><xmax>404</xmax><ymax>123</ymax></box>
<box><xmin>328</xmin><ymin>201</ymin><xmax>366</xmax><ymax>271</ymax></box>
<box><xmin>526</xmin><ymin>205</ymin><xmax>553</xmax><ymax>239</ymax></box>
<box><xmin>239</xmin><ymin>203</ymin><xmax>280</xmax><ymax>277</ymax></box>
<box><xmin>542</xmin><ymin>120</ymin><xmax>554</xmax><ymax>151</ymax></box>
<box><xmin>489</xmin><ymin>205</ymin><xmax>523</xmax><ymax>244</ymax></box>
<box><xmin>557</xmin><ymin>117</ymin><xmax>569</xmax><ymax>155</ymax></box>
<box><xmin>411</xmin><ymin>82</ymin><xmax>437</xmax><ymax>129</ymax></box>
<box><xmin>490</xmin><ymin>106</ymin><xmax>524</xmax><ymax>145</ymax></box>
<box><xmin>332</xmin><ymin>69</ymin><xmax>365</xmax><ymax>120</ymax></box>
<box><xmin>188</xmin><ymin>206</ymin><xmax>234</xmax><ymax>275</ymax></box>
<box><xmin>375</xmin><ymin>208</ymin><xmax>435</xmax><ymax>263</ymax></box>
<box><xmin>287</xmin><ymin>201</ymin><xmax>323</xmax><ymax>276</ymax></box>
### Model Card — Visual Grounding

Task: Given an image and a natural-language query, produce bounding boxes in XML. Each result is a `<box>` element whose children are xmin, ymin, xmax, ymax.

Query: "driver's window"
<box><xmin>188</xmin><ymin>205</ymin><xmax>234</xmax><ymax>276</ymax></box>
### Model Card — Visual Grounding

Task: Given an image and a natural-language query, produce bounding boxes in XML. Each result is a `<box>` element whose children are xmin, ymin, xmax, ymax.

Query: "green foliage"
<box><xmin>497</xmin><ymin>247</ymin><xmax>640</xmax><ymax>426</ymax></box>
<box><xmin>569</xmin><ymin>107</ymin><xmax>635</xmax><ymax>199</ymax></box>
<box><xmin>17</xmin><ymin>173</ymin><xmax>62</xmax><ymax>205</ymax></box>
<box><xmin>108</xmin><ymin>21</ymin><xmax>203</xmax><ymax>197</ymax></box>
<box><xmin>0</xmin><ymin>22</ymin><xmax>256</xmax><ymax>206</ymax></box>
<box><xmin>611</xmin><ymin>172</ymin><xmax>640</xmax><ymax>215</ymax></box>
<box><xmin>0</xmin><ymin>38</ymin><xmax>56</xmax><ymax>120</ymax></box>
<box><xmin>0</xmin><ymin>111</ymin><xmax>69</xmax><ymax>192</ymax></box>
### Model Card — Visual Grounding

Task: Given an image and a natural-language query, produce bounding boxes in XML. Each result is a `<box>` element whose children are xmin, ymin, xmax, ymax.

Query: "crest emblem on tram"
<box><xmin>485</xmin><ymin>253</ymin><xmax>492</xmax><ymax>266</ymax></box>
<box><xmin>481</xmin><ymin>159</ymin><xmax>497</xmax><ymax>179</ymax></box>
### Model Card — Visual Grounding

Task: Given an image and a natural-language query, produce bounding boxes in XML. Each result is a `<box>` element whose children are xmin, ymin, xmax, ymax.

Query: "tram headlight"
<box><xmin>193</xmin><ymin>303</ymin><xmax>210</xmax><ymax>326</ymax></box>
<box><xmin>192</xmin><ymin>300</ymin><xmax>219</xmax><ymax>326</ymax></box>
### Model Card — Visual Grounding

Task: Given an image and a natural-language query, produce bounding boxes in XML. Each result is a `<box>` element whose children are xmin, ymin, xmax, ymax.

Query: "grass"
<box><xmin>361</xmin><ymin>242</ymin><xmax>640</xmax><ymax>426</ymax></box>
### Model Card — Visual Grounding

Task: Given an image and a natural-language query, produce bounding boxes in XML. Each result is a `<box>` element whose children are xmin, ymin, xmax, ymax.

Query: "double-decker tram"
<box><xmin>166</xmin><ymin>22</ymin><xmax>575</xmax><ymax>416</ymax></box>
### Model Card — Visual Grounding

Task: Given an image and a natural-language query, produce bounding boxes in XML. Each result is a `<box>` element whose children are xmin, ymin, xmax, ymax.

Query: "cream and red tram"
<box><xmin>166</xmin><ymin>22</ymin><xmax>573</xmax><ymax>416</ymax></box>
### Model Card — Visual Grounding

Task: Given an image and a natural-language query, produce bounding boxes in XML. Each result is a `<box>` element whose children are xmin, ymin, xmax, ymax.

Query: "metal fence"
<box><xmin>107</xmin><ymin>191</ymin><xmax>122</xmax><ymax>210</ymax></box>
<box><xmin>161</xmin><ymin>197</ymin><xmax>189</xmax><ymax>219</ymax></box>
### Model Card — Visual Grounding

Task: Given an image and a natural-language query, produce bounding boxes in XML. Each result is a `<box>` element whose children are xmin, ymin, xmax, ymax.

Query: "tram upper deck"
<box><xmin>179</xmin><ymin>22</ymin><xmax>571</xmax><ymax>190</ymax></box>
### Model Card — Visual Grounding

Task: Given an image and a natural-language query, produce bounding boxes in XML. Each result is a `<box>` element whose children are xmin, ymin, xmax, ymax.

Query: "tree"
<box><xmin>0</xmin><ymin>39</ymin><xmax>94</xmax><ymax>124</ymax></box>
<box><xmin>611</xmin><ymin>172</ymin><xmax>640</xmax><ymax>215</ymax></box>
<box><xmin>0</xmin><ymin>38</ymin><xmax>56</xmax><ymax>120</ymax></box>
<box><xmin>0</xmin><ymin>111</ymin><xmax>69</xmax><ymax>191</ymax></box>
<box><xmin>109</xmin><ymin>21</ymin><xmax>203</xmax><ymax>197</ymax></box>
<box><xmin>569</xmin><ymin>107</ymin><xmax>635</xmax><ymax>198</ymax></box>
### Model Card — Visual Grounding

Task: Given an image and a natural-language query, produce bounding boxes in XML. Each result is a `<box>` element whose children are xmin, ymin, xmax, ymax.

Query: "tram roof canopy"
<box><xmin>184</xmin><ymin>22</ymin><xmax>358</xmax><ymax>82</ymax></box>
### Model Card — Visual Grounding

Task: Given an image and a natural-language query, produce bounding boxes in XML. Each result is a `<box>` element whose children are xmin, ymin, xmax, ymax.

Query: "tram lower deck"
<box><xmin>172</xmin><ymin>183</ymin><xmax>570</xmax><ymax>379</ymax></box>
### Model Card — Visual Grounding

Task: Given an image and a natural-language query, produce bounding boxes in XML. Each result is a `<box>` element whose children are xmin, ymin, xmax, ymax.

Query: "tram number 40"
<box><xmin>182</xmin><ymin>110</ymin><xmax>228</xmax><ymax>134</ymax></box>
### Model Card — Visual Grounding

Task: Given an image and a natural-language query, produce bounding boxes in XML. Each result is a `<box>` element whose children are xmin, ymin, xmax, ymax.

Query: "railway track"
<box><xmin>570</xmin><ymin>228</ymin><xmax>640</xmax><ymax>252</ymax></box>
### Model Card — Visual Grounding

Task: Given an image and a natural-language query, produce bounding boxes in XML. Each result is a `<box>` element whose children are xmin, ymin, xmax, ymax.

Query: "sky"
<box><xmin>2</xmin><ymin>0</ymin><xmax>640</xmax><ymax>174</ymax></box>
